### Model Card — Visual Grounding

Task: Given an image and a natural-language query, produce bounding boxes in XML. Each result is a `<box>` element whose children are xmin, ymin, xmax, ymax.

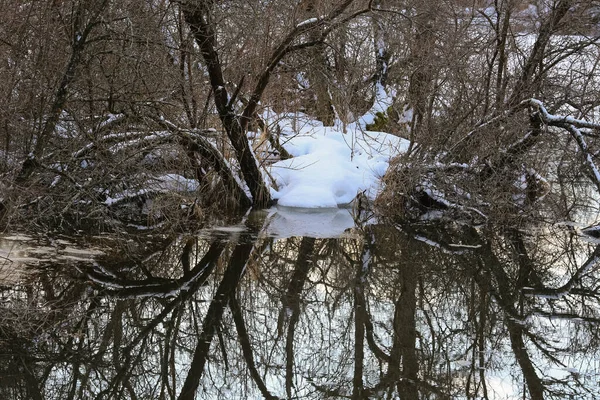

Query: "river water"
<box><xmin>1</xmin><ymin>207</ymin><xmax>600</xmax><ymax>399</ymax></box>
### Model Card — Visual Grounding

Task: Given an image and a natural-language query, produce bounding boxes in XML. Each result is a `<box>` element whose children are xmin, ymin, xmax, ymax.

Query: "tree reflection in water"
<box><xmin>1</xmin><ymin>216</ymin><xmax>600</xmax><ymax>399</ymax></box>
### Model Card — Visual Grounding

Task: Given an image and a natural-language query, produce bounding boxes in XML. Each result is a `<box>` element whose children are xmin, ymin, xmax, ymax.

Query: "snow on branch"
<box><xmin>95</xmin><ymin>112</ymin><xmax>127</xmax><ymax>133</ymax></box>
<box><xmin>449</xmin><ymin>98</ymin><xmax>600</xmax><ymax>161</ymax></box>
<box><xmin>296</xmin><ymin>17</ymin><xmax>319</xmax><ymax>28</ymax></box>
<box><xmin>526</xmin><ymin>98</ymin><xmax>600</xmax><ymax>193</ymax></box>
<box><xmin>526</xmin><ymin>99</ymin><xmax>600</xmax><ymax>131</ymax></box>
<box><xmin>154</xmin><ymin>116</ymin><xmax>252</xmax><ymax>207</ymax></box>
<box><xmin>72</xmin><ymin>131</ymin><xmax>170</xmax><ymax>159</ymax></box>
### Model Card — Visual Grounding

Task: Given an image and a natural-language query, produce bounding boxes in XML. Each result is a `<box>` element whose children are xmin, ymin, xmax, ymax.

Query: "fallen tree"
<box><xmin>378</xmin><ymin>98</ymin><xmax>600</xmax><ymax>224</ymax></box>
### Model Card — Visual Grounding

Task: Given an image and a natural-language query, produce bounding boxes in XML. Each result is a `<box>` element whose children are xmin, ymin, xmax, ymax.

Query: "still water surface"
<box><xmin>1</xmin><ymin>207</ymin><xmax>600</xmax><ymax>399</ymax></box>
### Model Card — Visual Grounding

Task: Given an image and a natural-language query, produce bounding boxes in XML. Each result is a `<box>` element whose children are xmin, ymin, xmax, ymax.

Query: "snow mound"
<box><xmin>268</xmin><ymin>120</ymin><xmax>409</xmax><ymax>208</ymax></box>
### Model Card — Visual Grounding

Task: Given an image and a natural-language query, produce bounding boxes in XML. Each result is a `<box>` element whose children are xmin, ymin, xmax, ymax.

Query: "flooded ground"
<box><xmin>1</xmin><ymin>208</ymin><xmax>600</xmax><ymax>399</ymax></box>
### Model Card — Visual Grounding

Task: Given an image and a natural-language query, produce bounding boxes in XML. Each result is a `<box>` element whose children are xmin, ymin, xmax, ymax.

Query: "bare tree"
<box><xmin>178</xmin><ymin>0</ymin><xmax>370</xmax><ymax>207</ymax></box>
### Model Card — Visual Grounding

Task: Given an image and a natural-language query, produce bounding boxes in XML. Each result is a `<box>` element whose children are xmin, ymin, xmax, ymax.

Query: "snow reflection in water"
<box><xmin>1</xmin><ymin>214</ymin><xmax>600</xmax><ymax>399</ymax></box>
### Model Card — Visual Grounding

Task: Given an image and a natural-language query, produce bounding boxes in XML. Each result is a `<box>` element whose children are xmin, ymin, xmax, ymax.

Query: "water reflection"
<box><xmin>1</xmin><ymin>216</ymin><xmax>600</xmax><ymax>399</ymax></box>
<box><xmin>262</xmin><ymin>206</ymin><xmax>356</xmax><ymax>238</ymax></box>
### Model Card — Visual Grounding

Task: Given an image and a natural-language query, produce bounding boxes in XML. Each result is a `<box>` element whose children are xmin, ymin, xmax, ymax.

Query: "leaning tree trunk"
<box><xmin>179</xmin><ymin>0</ymin><xmax>360</xmax><ymax>207</ymax></box>
<box><xmin>222</xmin><ymin>115</ymin><xmax>271</xmax><ymax>207</ymax></box>
<box><xmin>180</xmin><ymin>1</ymin><xmax>272</xmax><ymax>208</ymax></box>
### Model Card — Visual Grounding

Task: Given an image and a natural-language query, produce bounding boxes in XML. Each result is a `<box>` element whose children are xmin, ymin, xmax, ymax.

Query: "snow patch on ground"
<box><xmin>351</xmin><ymin>83</ymin><xmax>396</xmax><ymax>129</ymax></box>
<box><xmin>268</xmin><ymin>118</ymin><xmax>408</xmax><ymax>208</ymax></box>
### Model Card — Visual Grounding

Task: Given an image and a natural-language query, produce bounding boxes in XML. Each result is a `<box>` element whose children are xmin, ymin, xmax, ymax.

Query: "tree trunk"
<box><xmin>300</xmin><ymin>0</ymin><xmax>335</xmax><ymax>126</ymax></box>
<box><xmin>180</xmin><ymin>1</ymin><xmax>272</xmax><ymax>208</ymax></box>
<box><xmin>406</xmin><ymin>3</ymin><xmax>437</xmax><ymax>153</ymax></box>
